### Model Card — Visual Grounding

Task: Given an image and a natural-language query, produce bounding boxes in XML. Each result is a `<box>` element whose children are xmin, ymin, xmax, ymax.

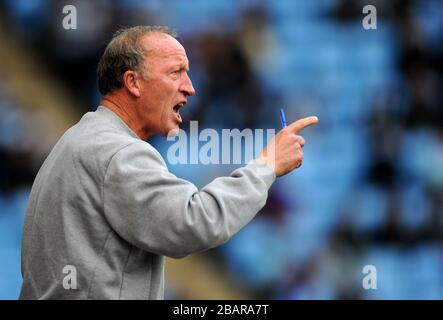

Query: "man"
<box><xmin>19</xmin><ymin>26</ymin><xmax>318</xmax><ymax>299</ymax></box>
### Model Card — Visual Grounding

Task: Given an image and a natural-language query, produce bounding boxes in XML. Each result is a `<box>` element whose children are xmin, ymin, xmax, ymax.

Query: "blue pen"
<box><xmin>279</xmin><ymin>108</ymin><xmax>287</xmax><ymax>128</ymax></box>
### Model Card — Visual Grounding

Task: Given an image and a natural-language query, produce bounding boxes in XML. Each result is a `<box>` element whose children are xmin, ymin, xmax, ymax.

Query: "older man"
<box><xmin>19</xmin><ymin>26</ymin><xmax>317</xmax><ymax>299</ymax></box>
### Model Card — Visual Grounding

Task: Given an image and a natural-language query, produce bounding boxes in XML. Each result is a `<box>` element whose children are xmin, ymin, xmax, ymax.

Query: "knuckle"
<box><xmin>281</xmin><ymin>127</ymin><xmax>290</xmax><ymax>135</ymax></box>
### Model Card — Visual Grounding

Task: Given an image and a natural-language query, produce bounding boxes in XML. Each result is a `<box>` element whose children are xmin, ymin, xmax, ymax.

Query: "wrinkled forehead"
<box><xmin>141</xmin><ymin>33</ymin><xmax>189</xmax><ymax>67</ymax></box>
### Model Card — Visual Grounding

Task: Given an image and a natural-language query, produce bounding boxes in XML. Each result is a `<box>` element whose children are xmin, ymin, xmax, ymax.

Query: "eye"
<box><xmin>170</xmin><ymin>69</ymin><xmax>182</xmax><ymax>79</ymax></box>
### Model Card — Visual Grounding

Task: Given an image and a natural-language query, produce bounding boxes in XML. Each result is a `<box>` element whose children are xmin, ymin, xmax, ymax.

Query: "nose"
<box><xmin>180</xmin><ymin>72</ymin><xmax>196</xmax><ymax>97</ymax></box>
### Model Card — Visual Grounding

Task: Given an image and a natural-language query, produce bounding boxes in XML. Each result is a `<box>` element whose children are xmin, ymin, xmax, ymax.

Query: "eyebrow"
<box><xmin>168</xmin><ymin>61</ymin><xmax>189</xmax><ymax>71</ymax></box>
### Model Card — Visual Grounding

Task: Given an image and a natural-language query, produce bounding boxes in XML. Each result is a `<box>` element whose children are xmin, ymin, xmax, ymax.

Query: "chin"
<box><xmin>165</xmin><ymin>125</ymin><xmax>180</xmax><ymax>138</ymax></box>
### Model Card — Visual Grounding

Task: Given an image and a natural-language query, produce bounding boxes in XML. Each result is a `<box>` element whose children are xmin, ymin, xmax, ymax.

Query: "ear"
<box><xmin>122</xmin><ymin>70</ymin><xmax>141</xmax><ymax>98</ymax></box>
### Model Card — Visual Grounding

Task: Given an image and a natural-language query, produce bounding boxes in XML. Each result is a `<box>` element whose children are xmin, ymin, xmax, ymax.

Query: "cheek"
<box><xmin>141</xmin><ymin>78</ymin><xmax>178</xmax><ymax>122</ymax></box>
<box><xmin>160</xmin><ymin>83</ymin><xmax>178</xmax><ymax>110</ymax></box>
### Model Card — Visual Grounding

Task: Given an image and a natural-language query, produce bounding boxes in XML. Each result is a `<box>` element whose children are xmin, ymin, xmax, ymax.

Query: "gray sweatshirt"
<box><xmin>19</xmin><ymin>106</ymin><xmax>276</xmax><ymax>300</ymax></box>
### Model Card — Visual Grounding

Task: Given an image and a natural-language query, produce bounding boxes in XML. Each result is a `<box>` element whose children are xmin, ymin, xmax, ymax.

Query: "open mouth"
<box><xmin>173</xmin><ymin>102</ymin><xmax>185</xmax><ymax>123</ymax></box>
<box><xmin>173</xmin><ymin>103</ymin><xmax>184</xmax><ymax>113</ymax></box>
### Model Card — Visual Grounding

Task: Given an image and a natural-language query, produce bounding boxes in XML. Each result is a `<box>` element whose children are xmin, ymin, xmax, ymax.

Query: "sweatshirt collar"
<box><xmin>96</xmin><ymin>105</ymin><xmax>140</xmax><ymax>140</ymax></box>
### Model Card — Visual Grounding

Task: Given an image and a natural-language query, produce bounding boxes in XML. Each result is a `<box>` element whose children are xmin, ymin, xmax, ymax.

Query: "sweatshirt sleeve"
<box><xmin>103</xmin><ymin>142</ymin><xmax>276</xmax><ymax>258</ymax></box>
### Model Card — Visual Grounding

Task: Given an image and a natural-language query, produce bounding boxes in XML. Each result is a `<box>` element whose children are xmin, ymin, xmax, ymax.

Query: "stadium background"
<box><xmin>1</xmin><ymin>0</ymin><xmax>442</xmax><ymax>299</ymax></box>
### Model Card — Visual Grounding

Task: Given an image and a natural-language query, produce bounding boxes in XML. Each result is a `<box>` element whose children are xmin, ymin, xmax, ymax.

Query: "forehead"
<box><xmin>141</xmin><ymin>33</ymin><xmax>189</xmax><ymax>66</ymax></box>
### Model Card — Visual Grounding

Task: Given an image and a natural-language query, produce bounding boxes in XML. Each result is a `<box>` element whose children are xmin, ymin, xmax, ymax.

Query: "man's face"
<box><xmin>136</xmin><ymin>33</ymin><xmax>195</xmax><ymax>137</ymax></box>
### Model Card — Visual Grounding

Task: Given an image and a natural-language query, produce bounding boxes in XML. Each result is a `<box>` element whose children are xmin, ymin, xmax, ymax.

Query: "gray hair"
<box><xmin>96</xmin><ymin>25</ymin><xmax>178</xmax><ymax>96</ymax></box>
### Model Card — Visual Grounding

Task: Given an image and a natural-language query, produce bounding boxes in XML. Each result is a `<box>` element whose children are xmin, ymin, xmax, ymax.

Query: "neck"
<box><xmin>100</xmin><ymin>95</ymin><xmax>151</xmax><ymax>140</ymax></box>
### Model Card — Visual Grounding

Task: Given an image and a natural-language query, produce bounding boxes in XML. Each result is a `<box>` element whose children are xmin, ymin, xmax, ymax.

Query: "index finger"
<box><xmin>287</xmin><ymin>116</ymin><xmax>319</xmax><ymax>134</ymax></box>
